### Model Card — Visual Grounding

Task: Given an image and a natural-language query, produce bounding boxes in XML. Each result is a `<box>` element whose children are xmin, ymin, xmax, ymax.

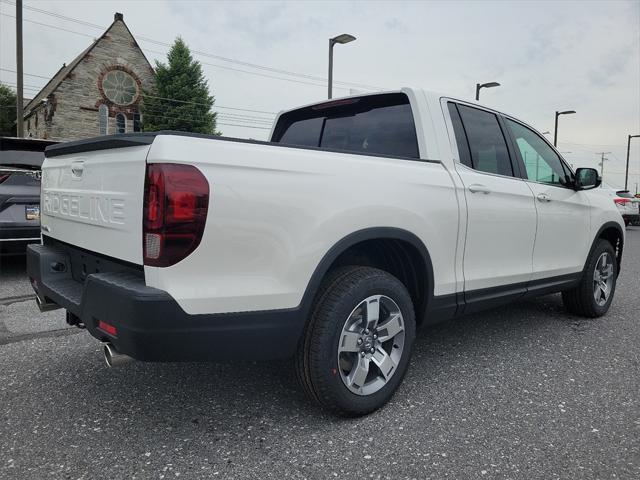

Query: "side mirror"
<box><xmin>574</xmin><ymin>167</ymin><xmax>601</xmax><ymax>190</ymax></box>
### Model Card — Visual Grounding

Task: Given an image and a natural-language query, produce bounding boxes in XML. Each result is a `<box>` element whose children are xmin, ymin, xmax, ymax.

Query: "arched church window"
<box><xmin>99</xmin><ymin>104</ymin><xmax>108</xmax><ymax>135</ymax></box>
<box><xmin>116</xmin><ymin>113</ymin><xmax>126</xmax><ymax>134</ymax></box>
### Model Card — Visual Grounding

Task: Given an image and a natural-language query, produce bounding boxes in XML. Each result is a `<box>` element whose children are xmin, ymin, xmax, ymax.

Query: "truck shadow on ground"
<box><xmin>34</xmin><ymin>292</ymin><xmax>599</xmax><ymax>435</ymax></box>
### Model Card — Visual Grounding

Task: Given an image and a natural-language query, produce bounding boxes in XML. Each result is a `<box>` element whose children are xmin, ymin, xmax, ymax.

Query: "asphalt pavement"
<box><xmin>1</xmin><ymin>229</ymin><xmax>638</xmax><ymax>479</ymax></box>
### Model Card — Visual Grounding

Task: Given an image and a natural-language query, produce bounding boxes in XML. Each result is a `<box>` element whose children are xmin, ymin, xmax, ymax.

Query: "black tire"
<box><xmin>562</xmin><ymin>239</ymin><xmax>618</xmax><ymax>318</ymax></box>
<box><xmin>295</xmin><ymin>266</ymin><xmax>416</xmax><ymax>416</ymax></box>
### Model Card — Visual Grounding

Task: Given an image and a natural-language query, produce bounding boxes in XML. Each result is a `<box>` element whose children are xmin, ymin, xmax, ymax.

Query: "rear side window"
<box><xmin>454</xmin><ymin>104</ymin><xmax>514</xmax><ymax>177</ymax></box>
<box><xmin>272</xmin><ymin>93</ymin><xmax>419</xmax><ymax>159</ymax></box>
<box><xmin>447</xmin><ymin>103</ymin><xmax>472</xmax><ymax>168</ymax></box>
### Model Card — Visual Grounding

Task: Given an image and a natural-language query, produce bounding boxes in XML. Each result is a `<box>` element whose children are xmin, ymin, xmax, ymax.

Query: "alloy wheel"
<box><xmin>593</xmin><ymin>252</ymin><xmax>614</xmax><ymax>307</ymax></box>
<box><xmin>337</xmin><ymin>295</ymin><xmax>405</xmax><ymax>396</ymax></box>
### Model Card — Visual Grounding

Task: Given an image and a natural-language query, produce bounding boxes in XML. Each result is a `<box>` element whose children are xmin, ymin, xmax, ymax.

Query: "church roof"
<box><xmin>23</xmin><ymin>13</ymin><xmax>152</xmax><ymax>116</ymax></box>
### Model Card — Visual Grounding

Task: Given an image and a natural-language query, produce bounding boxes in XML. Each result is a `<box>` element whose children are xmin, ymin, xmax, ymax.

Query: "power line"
<box><xmin>0</xmin><ymin>67</ymin><xmax>56</xmax><ymax>80</ymax></box>
<box><xmin>10</xmin><ymin>93</ymin><xmax>274</xmax><ymax>131</ymax></box>
<box><xmin>0</xmin><ymin>73</ymin><xmax>278</xmax><ymax>116</ymax></box>
<box><xmin>0</xmin><ymin>1</ymin><xmax>383</xmax><ymax>90</ymax></box>
<box><xmin>0</xmin><ymin>11</ymin><xmax>354</xmax><ymax>92</ymax></box>
<box><xmin>560</xmin><ymin>140</ymin><xmax>630</xmax><ymax>148</ymax></box>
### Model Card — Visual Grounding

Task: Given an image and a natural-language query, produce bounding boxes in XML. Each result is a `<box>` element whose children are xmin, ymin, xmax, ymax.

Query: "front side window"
<box><xmin>456</xmin><ymin>104</ymin><xmax>514</xmax><ymax>177</ymax></box>
<box><xmin>505</xmin><ymin>118</ymin><xmax>572</xmax><ymax>187</ymax></box>
<box><xmin>273</xmin><ymin>93</ymin><xmax>419</xmax><ymax>159</ymax></box>
<box><xmin>115</xmin><ymin>113</ymin><xmax>126</xmax><ymax>134</ymax></box>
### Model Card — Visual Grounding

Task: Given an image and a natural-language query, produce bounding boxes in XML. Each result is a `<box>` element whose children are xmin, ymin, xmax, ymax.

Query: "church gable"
<box><xmin>24</xmin><ymin>13</ymin><xmax>155</xmax><ymax>141</ymax></box>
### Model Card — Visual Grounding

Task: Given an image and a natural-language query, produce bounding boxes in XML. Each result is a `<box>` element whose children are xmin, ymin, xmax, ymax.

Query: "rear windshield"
<box><xmin>271</xmin><ymin>93</ymin><xmax>419</xmax><ymax>159</ymax></box>
<box><xmin>617</xmin><ymin>191</ymin><xmax>635</xmax><ymax>198</ymax></box>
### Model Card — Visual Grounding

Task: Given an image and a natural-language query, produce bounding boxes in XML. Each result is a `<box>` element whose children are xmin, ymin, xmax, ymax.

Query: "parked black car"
<box><xmin>0</xmin><ymin>137</ymin><xmax>58</xmax><ymax>254</ymax></box>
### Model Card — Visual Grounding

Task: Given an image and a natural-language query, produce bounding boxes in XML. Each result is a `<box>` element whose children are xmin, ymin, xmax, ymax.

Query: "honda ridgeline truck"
<box><xmin>27</xmin><ymin>89</ymin><xmax>624</xmax><ymax>415</ymax></box>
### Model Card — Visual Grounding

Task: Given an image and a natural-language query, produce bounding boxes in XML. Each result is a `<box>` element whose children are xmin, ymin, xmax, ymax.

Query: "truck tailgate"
<box><xmin>40</xmin><ymin>142</ymin><xmax>151</xmax><ymax>264</ymax></box>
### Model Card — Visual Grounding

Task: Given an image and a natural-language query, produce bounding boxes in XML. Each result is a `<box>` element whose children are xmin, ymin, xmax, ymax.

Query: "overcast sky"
<box><xmin>1</xmin><ymin>0</ymin><xmax>639</xmax><ymax>189</ymax></box>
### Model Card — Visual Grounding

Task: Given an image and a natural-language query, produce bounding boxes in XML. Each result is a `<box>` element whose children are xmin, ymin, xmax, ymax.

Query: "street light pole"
<box><xmin>553</xmin><ymin>110</ymin><xmax>576</xmax><ymax>147</ymax></box>
<box><xmin>328</xmin><ymin>33</ymin><xmax>356</xmax><ymax>99</ymax></box>
<box><xmin>16</xmin><ymin>0</ymin><xmax>24</xmax><ymax>138</ymax></box>
<box><xmin>624</xmin><ymin>134</ymin><xmax>640</xmax><ymax>190</ymax></box>
<box><xmin>475</xmin><ymin>81</ymin><xmax>500</xmax><ymax>101</ymax></box>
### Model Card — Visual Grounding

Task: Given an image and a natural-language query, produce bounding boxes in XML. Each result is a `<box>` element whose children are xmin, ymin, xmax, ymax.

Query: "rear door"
<box><xmin>446</xmin><ymin>102</ymin><xmax>537</xmax><ymax>297</ymax></box>
<box><xmin>503</xmin><ymin>118</ymin><xmax>591</xmax><ymax>279</ymax></box>
<box><xmin>41</xmin><ymin>140</ymin><xmax>152</xmax><ymax>264</ymax></box>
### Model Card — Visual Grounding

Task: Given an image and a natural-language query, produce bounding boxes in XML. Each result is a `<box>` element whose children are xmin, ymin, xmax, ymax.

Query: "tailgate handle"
<box><xmin>71</xmin><ymin>161</ymin><xmax>84</xmax><ymax>177</ymax></box>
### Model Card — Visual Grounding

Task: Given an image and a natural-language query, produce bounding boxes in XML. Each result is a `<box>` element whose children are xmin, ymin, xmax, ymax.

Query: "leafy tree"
<box><xmin>0</xmin><ymin>83</ymin><xmax>17</xmax><ymax>137</ymax></box>
<box><xmin>142</xmin><ymin>38</ymin><xmax>219</xmax><ymax>134</ymax></box>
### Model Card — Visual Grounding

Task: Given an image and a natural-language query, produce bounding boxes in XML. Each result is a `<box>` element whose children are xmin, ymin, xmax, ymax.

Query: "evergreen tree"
<box><xmin>142</xmin><ymin>38</ymin><xmax>219</xmax><ymax>134</ymax></box>
<box><xmin>0</xmin><ymin>83</ymin><xmax>17</xmax><ymax>137</ymax></box>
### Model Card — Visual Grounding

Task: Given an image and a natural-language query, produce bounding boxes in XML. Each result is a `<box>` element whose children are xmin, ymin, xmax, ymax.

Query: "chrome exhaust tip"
<box><xmin>35</xmin><ymin>294</ymin><xmax>61</xmax><ymax>312</ymax></box>
<box><xmin>103</xmin><ymin>343</ymin><xmax>133</xmax><ymax>367</ymax></box>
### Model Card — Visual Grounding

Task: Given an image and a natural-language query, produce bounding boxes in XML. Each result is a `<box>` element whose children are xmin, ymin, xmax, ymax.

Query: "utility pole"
<box><xmin>596</xmin><ymin>151</ymin><xmax>611</xmax><ymax>178</ymax></box>
<box><xmin>16</xmin><ymin>0</ymin><xmax>24</xmax><ymax>138</ymax></box>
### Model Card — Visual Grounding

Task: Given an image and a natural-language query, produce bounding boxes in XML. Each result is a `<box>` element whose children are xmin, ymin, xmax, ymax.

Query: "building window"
<box><xmin>101</xmin><ymin>70</ymin><xmax>138</xmax><ymax>105</ymax></box>
<box><xmin>133</xmin><ymin>112</ymin><xmax>141</xmax><ymax>132</ymax></box>
<box><xmin>115</xmin><ymin>113</ymin><xmax>126</xmax><ymax>134</ymax></box>
<box><xmin>99</xmin><ymin>104</ymin><xmax>108</xmax><ymax>135</ymax></box>
<box><xmin>35</xmin><ymin>112</ymin><xmax>38</xmax><ymax>129</ymax></box>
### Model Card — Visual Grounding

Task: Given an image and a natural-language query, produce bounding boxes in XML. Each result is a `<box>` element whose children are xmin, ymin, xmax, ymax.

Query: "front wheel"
<box><xmin>296</xmin><ymin>266</ymin><xmax>416</xmax><ymax>416</ymax></box>
<box><xmin>562</xmin><ymin>239</ymin><xmax>618</xmax><ymax>317</ymax></box>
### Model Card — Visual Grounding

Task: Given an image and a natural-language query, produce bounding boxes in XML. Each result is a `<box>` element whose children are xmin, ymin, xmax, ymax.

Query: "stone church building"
<box><xmin>23</xmin><ymin>13</ymin><xmax>154</xmax><ymax>141</ymax></box>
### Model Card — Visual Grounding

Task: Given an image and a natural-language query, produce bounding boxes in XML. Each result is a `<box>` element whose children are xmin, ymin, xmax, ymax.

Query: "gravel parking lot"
<box><xmin>1</xmin><ymin>229</ymin><xmax>638</xmax><ymax>480</ymax></box>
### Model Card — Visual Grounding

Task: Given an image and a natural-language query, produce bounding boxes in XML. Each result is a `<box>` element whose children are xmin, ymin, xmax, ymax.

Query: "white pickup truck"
<box><xmin>27</xmin><ymin>89</ymin><xmax>624</xmax><ymax>415</ymax></box>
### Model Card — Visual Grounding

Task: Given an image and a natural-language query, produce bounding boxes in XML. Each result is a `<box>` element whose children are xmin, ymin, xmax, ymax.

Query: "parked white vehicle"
<box><xmin>28</xmin><ymin>89</ymin><xmax>625</xmax><ymax>415</ymax></box>
<box><xmin>601</xmin><ymin>184</ymin><xmax>640</xmax><ymax>226</ymax></box>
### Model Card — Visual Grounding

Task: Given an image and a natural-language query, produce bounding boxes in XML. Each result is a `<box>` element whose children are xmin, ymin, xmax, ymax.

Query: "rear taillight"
<box><xmin>614</xmin><ymin>198</ymin><xmax>630</xmax><ymax>205</ymax></box>
<box><xmin>143</xmin><ymin>163</ymin><xmax>209</xmax><ymax>267</ymax></box>
<box><xmin>0</xmin><ymin>173</ymin><xmax>11</xmax><ymax>184</ymax></box>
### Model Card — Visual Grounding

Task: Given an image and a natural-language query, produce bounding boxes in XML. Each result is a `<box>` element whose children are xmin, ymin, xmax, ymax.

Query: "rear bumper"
<box><xmin>0</xmin><ymin>226</ymin><xmax>40</xmax><ymax>253</ymax></box>
<box><xmin>0</xmin><ymin>226</ymin><xmax>40</xmax><ymax>241</ymax></box>
<box><xmin>622</xmin><ymin>213</ymin><xmax>640</xmax><ymax>225</ymax></box>
<box><xmin>26</xmin><ymin>243</ymin><xmax>304</xmax><ymax>362</ymax></box>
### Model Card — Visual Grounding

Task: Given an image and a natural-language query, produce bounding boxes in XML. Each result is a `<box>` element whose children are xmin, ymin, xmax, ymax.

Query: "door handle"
<box><xmin>536</xmin><ymin>193</ymin><xmax>552</xmax><ymax>202</ymax></box>
<box><xmin>468</xmin><ymin>184</ymin><xmax>491</xmax><ymax>194</ymax></box>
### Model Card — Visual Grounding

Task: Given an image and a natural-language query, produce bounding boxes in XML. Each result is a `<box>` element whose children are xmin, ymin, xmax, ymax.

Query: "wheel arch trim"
<box><xmin>586</xmin><ymin>221</ymin><xmax>624</xmax><ymax>275</ymax></box>
<box><xmin>298</xmin><ymin>227</ymin><xmax>435</xmax><ymax>319</ymax></box>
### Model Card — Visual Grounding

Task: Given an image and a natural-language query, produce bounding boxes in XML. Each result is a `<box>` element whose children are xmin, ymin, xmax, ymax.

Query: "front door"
<box><xmin>503</xmin><ymin>118</ymin><xmax>591</xmax><ymax>280</ymax></box>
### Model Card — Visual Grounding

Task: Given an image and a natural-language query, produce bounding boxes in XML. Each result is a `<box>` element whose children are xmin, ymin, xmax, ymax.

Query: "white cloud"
<box><xmin>1</xmin><ymin>0</ymin><xmax>638</xmax><ymax>188</ymax></box>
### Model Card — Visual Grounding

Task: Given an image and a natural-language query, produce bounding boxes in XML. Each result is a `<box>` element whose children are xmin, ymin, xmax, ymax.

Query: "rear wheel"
<box><xmin>296</xmin><ymin>266</ymin><xmax>416</xmax><ymax>416</ymax></box>
<box><xmin>562</xmin><ymin>239</ymin><xmax>618</xmax><ymax>317</ymax></box>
